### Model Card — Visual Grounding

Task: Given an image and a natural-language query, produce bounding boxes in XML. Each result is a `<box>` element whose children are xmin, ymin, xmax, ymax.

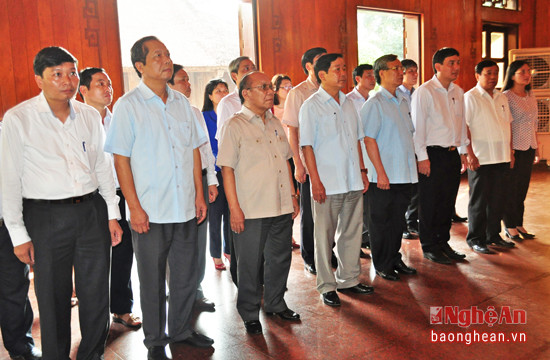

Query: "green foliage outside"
<box><xmin>357</xmin><ymin>10</ymin><xmax>404</xmax><ymax>66</ymax></box>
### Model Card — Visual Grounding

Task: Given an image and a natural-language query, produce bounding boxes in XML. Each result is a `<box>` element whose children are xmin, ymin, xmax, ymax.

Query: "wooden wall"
<box><xmin>255</xmin><ymin>0</ymin><xmax>549</xmax><ymax>93</ymax></box>
<box><xmin>0</xmin><ymin>0</ymin><xmax>123</xmax><ymax>118</ymax></box>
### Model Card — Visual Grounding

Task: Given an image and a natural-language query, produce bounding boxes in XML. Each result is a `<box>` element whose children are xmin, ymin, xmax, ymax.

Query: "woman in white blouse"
<box><xmin>502</xmin><ymin>60</ymin><xmax>539</xmax><ymax>240</ymax></box>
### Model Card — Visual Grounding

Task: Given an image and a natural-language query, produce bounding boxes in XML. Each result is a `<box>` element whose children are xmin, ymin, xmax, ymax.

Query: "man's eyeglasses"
<box><xmin>247</xmin><ymin>83</ymin><xmax>274</xmax><ymax>92</ymax></box>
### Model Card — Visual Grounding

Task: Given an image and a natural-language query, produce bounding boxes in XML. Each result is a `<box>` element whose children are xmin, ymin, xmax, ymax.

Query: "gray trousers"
<box><xmin>196</xmin><ymin>172</ymin><xmax>209</xmax><ymax>299</ymax></box>
<box><xmin>132</xmin><ymin>220</ymin><xmax>198</xmax><ymax>348</ymax></box>
<box><xmin>24</xmin><ymin>193</ymin><xmax>110</xmax><ymax>360</ymax></box>
<box><xmin>233</xmin><ymin>214</ymin><xmax>292</xmax><ymax>321</ymax></box>
<box><xmin>313</xmin><ymin>191</ymin><xmax>363</xmax><ymax>294</ymax></box>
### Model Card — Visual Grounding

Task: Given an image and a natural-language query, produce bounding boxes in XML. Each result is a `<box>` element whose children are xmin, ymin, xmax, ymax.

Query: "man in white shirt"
<box><xmin>300</xmin><ymin>53</ymin><xmax>372</xmax><ymax>307</ymax></box>
<box><xmin>0</xmin><ymin>46</ymin><xmax>122</xmax><ymax>360</ymax></box>
<box><xmin>168</xmin><ymin>64</ymin><xmax>219</xmax><ymax>310</ymax></box>
<box><xmin>464</xmin><ymin>60</ymin><xmax>515</xmax><ymax>253</ymax></box>
<box><xmin>79</xmin><ymin>67</ymin><xmax>142</xmax><ymax>329</ymax></box>
<box><xmin>411</xmin><ymin>47</ymin><xmax>468</xmax><ymax>265</ymax></box>
<box><xmin>282</xmin><ymin>47</ymin><xmax>326</xmax><ymax>275</ymax></box>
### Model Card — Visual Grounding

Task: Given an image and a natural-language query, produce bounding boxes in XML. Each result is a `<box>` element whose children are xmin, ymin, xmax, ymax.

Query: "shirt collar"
<box><xmin>318</xmin><ymin>86</ymin><xmax>346</xmax><ymax>106</ymax></box>
<box><xmin>240</xmin><ymin>105</ymin><xmax>274</xmax><ymax>123</ymax></box>
<box><xmin>37</xmin><ymin>92</ymin><xmax>77</xmax><ymax>120</ymax></box>
<box><xmin>475</xmin><ymin>83</ymin><xmax>498</xmax><ymax>98</ymax></box>
<box><xmin>379</xmin><ymin>86</ymin><xmax>406</xmax><ymax>103</ymax></box>
<box><xmin>306</xmin><ymin>76</ymin><xmax>320</xmax><ymax>90</ymax></box>
<box><xmin>137</xmin><ymin>80</ymin><xmax>175</xmax><ymax>102</ymax></box>
<box><xmin>432</xmin><ymin>74</ymin><xmax>456</xmax><ymax>92</ymax></box>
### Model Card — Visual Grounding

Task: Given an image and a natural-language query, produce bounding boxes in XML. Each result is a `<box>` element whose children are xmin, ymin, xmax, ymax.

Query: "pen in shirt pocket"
<box><xmin>82</xmin><ymin>141</ymin><xmax>86</xmax><ymax>152</ymax></box>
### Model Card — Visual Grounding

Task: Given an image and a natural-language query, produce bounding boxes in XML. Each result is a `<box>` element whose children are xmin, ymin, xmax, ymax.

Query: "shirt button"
<box><xmin>269</xmin><ymin>140</ymin><xmax>272</xmax><ymax>143</ymax></box>
<box><xmin>274</xmin><ymin>155</ymin><xmax>277</xmax><ymax>158</ymax></box>
<box><xmin>280</xmin><ymin>184</ymin><xmax>283</xmax><ymax>188</ymax></box>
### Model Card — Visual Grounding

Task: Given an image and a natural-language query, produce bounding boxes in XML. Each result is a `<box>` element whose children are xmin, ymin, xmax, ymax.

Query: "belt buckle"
<box><xmin>74</xmin><ymin>198</ymin><xmax>82</xmax><ymax>204</ymax></box>
<box><xmin>449</xmin><ymin>146</ymin><xmax>456</xmax><ymax>151</ymax></box>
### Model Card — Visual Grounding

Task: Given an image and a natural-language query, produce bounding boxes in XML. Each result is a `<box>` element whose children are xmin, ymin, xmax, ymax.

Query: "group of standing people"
<box><xmin>0</xmin><ymin>35</ymin><xmax>539</xmax><ymax>360</ymax></box>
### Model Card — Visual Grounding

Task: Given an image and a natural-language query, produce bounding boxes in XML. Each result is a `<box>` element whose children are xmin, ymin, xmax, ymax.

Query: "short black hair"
<box><xmin>130</xmin><ymin>35</ymin><xmax>159</xmax><ymax>78</ymax></box>
<box><xmin>33</xmin><ymin>46</ymin><xmax>77</xmax><ymax>77</ymax></box>
<box><xmin>475</xmin><ymin>59</ymin><xmax>498</xmax><ymax>75</ymax></box>
<box><xmin>314</xmin><ymin>53</ymin><xmax>343</xmax><ymax>84</ymax></box>
<box><xmin>228</xmin><ymin>56</ymin><xmax>251</xmax><ymax>84</ymax></box>
<box><xmin>352</xmin><ymin>64</ymin><xmax>373</xmax><ymax>85</ymax></box>
<box><xmin>202</xmin><ymin>78</ymin><xmax>228</xmax><ymax>112</ymax></box>
<box><xmin>401</xmin><ymin>59</ymin><xmax>418</xmax><ymax>70</ymax></box>
<box><xmin>503</xmin><ymin>60</ymin><xmax>532</xmax><ymax>92</ymax></box>
<box><xmin>373</xmin><ymin>54</ymin><xmax>398</xmax><ymax>85</ymax></box>
<box><xmin>301</xmin><ymin>47</ymin><xmax>327</xmax><ymax>75</ymax></box>
<box><xmin>432</xmin><ymin>47</ymin><xmax>459</xmax><ymax>74</ymax></box>
<box><xmin>169</xmin><ymin>64</ymin><xmax>184</xmax><ymax>85</ymax></box>
<box><xmin>271</xmin><ymin>74</ymin><xmax>291</xmax><ymax>105</ymax></box>
<box><xmin>238</xmin><ymin>71</ymin><xmax>257</xmax><ymax>104</ymax></box>
<box><xmin>78</xmin><ymin>67</ymin><xmax>105</xmax><ymax>97</ymax></box>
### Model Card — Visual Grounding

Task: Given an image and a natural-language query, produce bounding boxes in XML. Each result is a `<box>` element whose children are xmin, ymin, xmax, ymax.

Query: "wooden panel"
<box><xmin>0</xmin><ymin>0</ymin><xmax>124</xmax><ymax>118</ymax></box>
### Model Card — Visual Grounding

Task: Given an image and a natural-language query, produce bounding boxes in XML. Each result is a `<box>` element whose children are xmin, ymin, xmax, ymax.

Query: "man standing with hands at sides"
<box><xmin>411</xmin><ymin>47</ymin><xmax>469</xmax><ymax>265</ymax></box>
<box><xmin>361</xmin><ymin>55</ymin><xmax>418</xmax><ymax>282</ymax></box>
<box><xmin>1</xmin><ymin>46</ymin><xmax>122</xmax><ymax>360</ymax></box>
<box><xmin>300</xmin><ymin>53</ymin><xmax>373</xmax><ymax>307</ymax></box>
<box><xmin>464</xmin><ymin>60</ymin><xmax>515</xmax><ymax>254</ymax></box>
<box><xmin>105</xmin><ymin>36</ymin><xmax>212</xmax><ymax>360</ymax></box>
<box><xmin>282</xmin><ymin>47</ymin><xmax>326</xmax><ymax>275</ymax></box>
<box><xmin>217</xmin><ymin>71</ymin><xmax>300</xmax><ymax>335</ymax></box>
<box><xmin>79</xmin><ymin>67</ymin><xmax>142</xmax><ymax>329</ymax></box>
<box><xmin>168</xmin><ymin>64</ymin><xmax>219</xmax><ymax>311</ymax></box>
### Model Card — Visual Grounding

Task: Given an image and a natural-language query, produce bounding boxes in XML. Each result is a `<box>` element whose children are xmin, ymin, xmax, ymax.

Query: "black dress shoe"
<box><xmin>244</xmin><ymin>320</ymin><xmax>262</xmax><ymax>334</ymax></box>
<box><xmin>266</xmin><ymin>308</ymin><xmax>300</xmax><ymax>321</ymax></box>
<box><xmin>337</xmin><ymin>283</ymin><xmax>374</xmax><ymax>294</ymax></box>
<box><xmin>517</xmin><ymin>229</ymin><xmax>535</xmax><ymax>239</ymax></box>
<box><xmin>423</xmin><ymin>250</ymin><xmax>452</xmax><ymax>264</ymax></box>
<box><xmin>321</xmin><ymin>291</ymin><xmax>341</xmax><ymax>306</ymax></box>
<box><xmin>360</xmin><ymin>249</ymin><xmax>370</xmax><ymax>259</ymax></box>
<box><xmin>441</xmin><ymin>243</ymin><xmax>466</xmax><ymax>260</ymax></box>
<box><xmin>402</xmin><ymin>230</ymin><xmax>418</xmax><ymax>240</ymax></box>
<box><xmin>407</xmin><ymin>224</ymin><xmax>419</xmax><ymax>235</ymax></box>
<box><xmin>304</xmin><ymin>263</ymin><xmax>317</xmax><ymax>275</ymax></box>
<box><xmin>362</xmin><ymin>231</ymin><xmax>370</xmax><ymax>248</ymax></box>
<box><xmin>148</xmin><ymin>346</ymin><xmax>170</xmax><ymax>360</ymax></box>
<box><xmin>375</xmin><ymin>269</ymin><xmax>400</xmax><ymax>281</ymax></box>
<box><xmin>471</xmin><ymin>244</ymin><xmax>495</xmax><ymax>254</ymax></box>
<box><xmin>179</xmin><ymin>331</ymin><xmax>214</xmax><ymax>348</ymax></box>
<box><xmin>452</xmin><ymin>213</ymin><xmax>468</xmax><ymax>223</ymax></box>
<box><xmin>11</xmin><ymin>347</ymin><xmax>42</xmax><ymax>360</ymax></box>
<box><xmin>195</xmin><ymin>297</ymin><xmax>215</xmax><ymax>311</ymax></box>
<box><xmin>394</xmin><ymin>260</ymin><xmax>417</xmax><ymax>274</ymax></box>
<box><xmin>488</xmin><ymin>236</ymin><xmax>515</xmax><ymax>249</ymax></box>
<box><xmin>504</xmin><ymin>228</ymin><xmax>522</xmax><ymax>241</ymax></box>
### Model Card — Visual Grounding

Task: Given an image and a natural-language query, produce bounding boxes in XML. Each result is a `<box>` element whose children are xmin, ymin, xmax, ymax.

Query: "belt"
<box><xmin>24</xmin><ymin>190</ymin><xmax>98</xmax><ymax>205</ymax></box>
<box><xmin>427</xmin><ymin>145</ymin><xmax>457</xmax><ymax>151</ymax></box>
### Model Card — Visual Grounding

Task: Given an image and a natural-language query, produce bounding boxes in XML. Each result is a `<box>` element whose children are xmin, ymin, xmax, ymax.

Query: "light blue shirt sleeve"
<box><xmin>104</xmin><ymin>99</ymin><xmax>135</xmax><ymax>157</ymax></box>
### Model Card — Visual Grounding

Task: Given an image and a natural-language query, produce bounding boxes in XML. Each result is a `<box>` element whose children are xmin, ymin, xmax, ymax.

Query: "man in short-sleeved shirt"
<box><xmin>104</xmin><ymin>36</ymin><xmax>212</xmax><ymax>358</ymax></box>
<box><xmin>361</xmin><ymin>54</ymin><xmax>418</xmax><ymax>282</ymax></box>
<box><xmin>464</xmin><ymin>60</ymin><xmax>515</xmax><ymax>254</ymax></box>
<box><xmin>217</xmin><ymin>71</ymin><xmax>300</xmax><ymax>335</ymax></box>
<box><xmin>300</xmin><ymin>53</ymin><xmax>372</xmax><ymax>307</ymax></box>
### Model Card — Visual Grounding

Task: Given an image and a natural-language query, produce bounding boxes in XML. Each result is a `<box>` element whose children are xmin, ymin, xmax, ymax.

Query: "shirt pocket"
<box><xmin>241</xmin><ymin>137</ymin><xmax>266</xmax><ymax>169</ymax></box>
<box><xmin>178</xmin><ymin>121</ymin><xmax>192</xmax><ymax>147</ymax></box>
<box><xmin>319</xmin><ymin>113</ymin><xmax>339</xmax><ymax>137</ymax></box>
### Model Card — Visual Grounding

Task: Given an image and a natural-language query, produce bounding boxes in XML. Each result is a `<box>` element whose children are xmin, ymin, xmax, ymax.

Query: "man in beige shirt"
<box><xmin>217</xmin><ymin>71</ymin><xmax>299</xmax><ymax>335</ymax></box>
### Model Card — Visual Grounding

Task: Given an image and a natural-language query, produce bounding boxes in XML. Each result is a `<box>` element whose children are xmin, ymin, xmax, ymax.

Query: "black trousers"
<box><xmin>208</xmin><ymin>172</ymin><xmax>230</xmax><ymax>258</ymax></box>
<box><xmin>24</xmin><ymin>193</ymin><xmax>111</xmax><ymax>360</ymax></box>
<box><xmin>466</xmin><ymin>162</ymin><xmax>509</xmax><ymax>246</ymax></box>
<box><xmin>0</xmin><ymin>224</ymin><xmax>35</xmax><ymax>357</ymax></box>
<box><xmin>503</xmin><ymin>148</ymin><xmax>535</xmax><ymax>228</ymax></box>
<box><xmin>405</xmin><ymin>183</ymin><xmax>419</xmax><ymax>228</ymax></box>
<box><xmin>418</xmin><ymin>147</ymin><xmax>461</xmax><ymax>252</ymax></box>
<box><xmin>300</xmin><ymin>175</ymin><xmax>315</xmax><ymax>265</ymax></box>
<box><xmin>110</xmin><ymin>189</ymin><xmax>134</xmax><ymax>315</ymax></box>
<box><xmin>368</xmin><ymin>183</ymin><xmax>412</xmax><ymax>272</ymax></box>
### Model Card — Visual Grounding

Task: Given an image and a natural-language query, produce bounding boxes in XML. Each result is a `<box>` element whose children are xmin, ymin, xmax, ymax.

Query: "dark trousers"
<box><xmin>24</xmin><ymin>193</ymin><xmax>111</xmax><ymax>360</ymax></box>
<box><xmin>368</xmin><ymin>184</ymin><xmax>411</xmax><ymax>272</ymax></box>
<box><xmin>466</xmin><ymin>163</ymin><xmax>509</xmax><ymax>246</ymax></box>
<box><xmin>110</xmin><ymin>189</ymin><xmax>134</xmax><ymax>315</ymax></box>
<box><xmin>503</xmin><ymin>148</ymin><xmax>535</xmax><ymax>228</ymax></box>
<box><xmin>418</xmin><ymin>147</ymin><xmax>461</xmax><ymax>252</ymax></box>
<box><xmin>300</xmin><ymin>175</ymin><xmax>315</xmax><ymax>265</ymax></box>
<box><xmin>208</xmin><ymin>172</ymin><xmax>230</xmax><ymax>258</ymax></box>
<box><xmin>132</xmin><ymin>221</ymin><xmax>198</xmax><ymax>348</ymax></box>
<box><xmin>0</xmin><ymin>224</ymin><xmax>35</xmax><ymax>357</ymax></box>
<box><xmin>405</xmin><ymin>183</ymin><xmax>419</xmax><ymax>228</ymax></box>
<box><xmin>197</xmin><ymin>173</ymin><xmax>210</xmax><ymax>299</ymax></box>
<box><xmin>233</xmin><ymin>214</ymin><xmax>292</xmax><ymax>321</ymax></box>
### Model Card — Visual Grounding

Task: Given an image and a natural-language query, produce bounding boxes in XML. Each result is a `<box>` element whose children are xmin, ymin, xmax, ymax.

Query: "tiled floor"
<box><xmin>2</xmin><ymin>165</ymin><xmax>549</xmax><ymax>359</ymax></box>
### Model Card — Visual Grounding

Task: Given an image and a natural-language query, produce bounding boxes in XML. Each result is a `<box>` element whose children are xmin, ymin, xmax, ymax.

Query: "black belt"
<box><xmin>427</xmin><ymin>145</ymin><xmax>457</xmax><ymax>151</ymax></box>
<box><xmin>24</xmin><ymin>190</ymin><xmax>98</xmax><ymax>205</ymax></box>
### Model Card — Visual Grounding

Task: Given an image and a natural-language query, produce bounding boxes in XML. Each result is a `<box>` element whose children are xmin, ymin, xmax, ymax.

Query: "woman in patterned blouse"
<box><xmin>502</xmin><ymin>60</ymin><xmax>539</xmax><ymax>240</ymax></box>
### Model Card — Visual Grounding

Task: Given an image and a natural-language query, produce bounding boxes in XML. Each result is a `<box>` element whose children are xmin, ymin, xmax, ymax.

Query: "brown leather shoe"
<box><xmin>113</xmin><ymin>313</ymin><xmax>142</xmax><ymax>328</ymax></box>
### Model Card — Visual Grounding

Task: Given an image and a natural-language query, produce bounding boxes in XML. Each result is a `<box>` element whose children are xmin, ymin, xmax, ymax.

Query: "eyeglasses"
<box><xmin>515</xmin><ymin>69</ymin><xmax>536</xmax><ymax>76</ymax></box>
<box><xmin>384</xmin><ymin>66</ymin><xmax>404</xmax><ymax>72</ymax></box>
<box><xmin>247</xmin><ymin>83</ymin><xmax>274</xmax><ymax>92</ymax></box>
<box><xmin>280</xmin><ymin>85</ymin><xmax>293</xmax><ymax>91</ymax></box>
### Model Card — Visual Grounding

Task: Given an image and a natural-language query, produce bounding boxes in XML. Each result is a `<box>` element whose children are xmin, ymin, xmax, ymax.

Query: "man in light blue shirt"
<box><xmin>361</xmin><ymin>54</ymin><xmax>418</xmax><ymax>282</ymax></box>
<box><xmin>104</xmin><ymin>36</ymin><xmax>212</xmax><ymax>359</ymax></box>
<box><xmin>300</xmin><ymin>53</ymin><xmax>372</xmax><ymax>307</ymax></box>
